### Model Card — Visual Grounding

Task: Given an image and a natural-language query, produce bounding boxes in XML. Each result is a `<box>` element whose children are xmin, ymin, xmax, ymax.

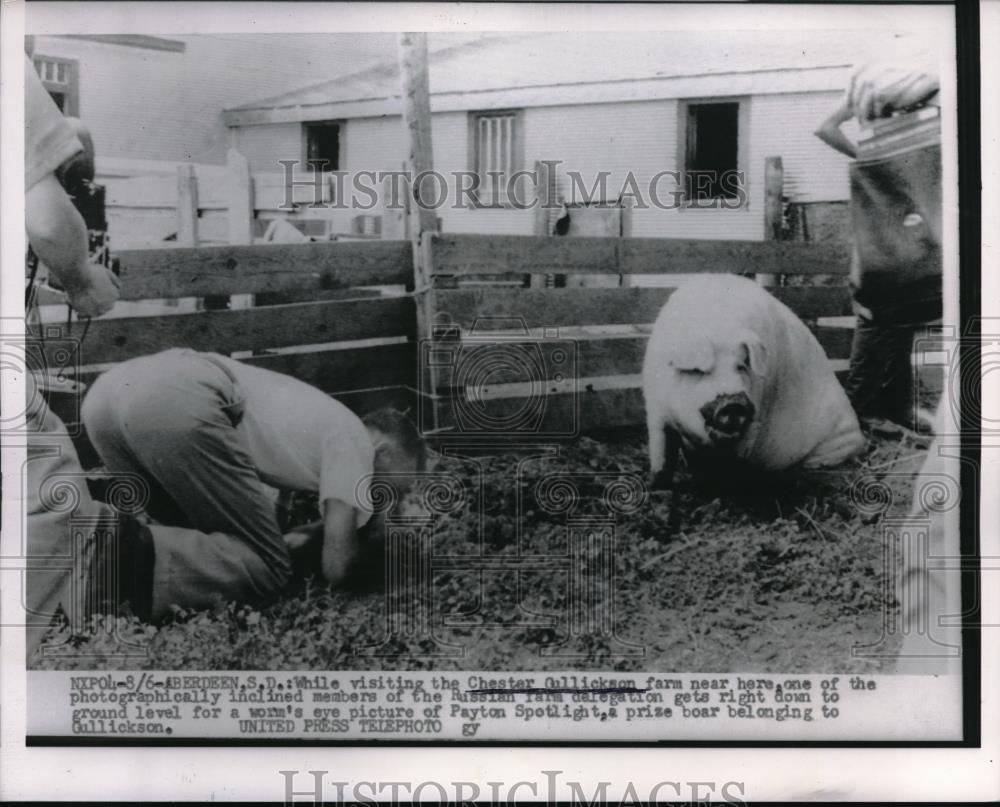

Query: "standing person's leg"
<box><xmin>25</xmin><ymin>374</ymin><xmax>117</xmax><ymax>656</ymax></box>
<box><xmin>877</xmin><ymin>324</ymin><xmax>916</xmax><ymax>427</ymax></box>
<box><xmin>844</xmin><ymin>317</ymin><xmax>915</xmax><ymax>426</ymax></box>
<box><xmin>82</xmin><ymin>351</ymin><xmax>292</xmax><ymax>614</ymax></box>
<box><xmin>843</xmin><ymin>314</ymin><xmax>884</xmax><ymax>418</ymax></box>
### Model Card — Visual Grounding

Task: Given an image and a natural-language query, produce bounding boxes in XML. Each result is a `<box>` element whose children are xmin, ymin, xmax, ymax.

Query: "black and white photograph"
<box><xmin>1</xmin><ymin>0</ymin><xmax>996</xmax><ymax>800</ymax></box>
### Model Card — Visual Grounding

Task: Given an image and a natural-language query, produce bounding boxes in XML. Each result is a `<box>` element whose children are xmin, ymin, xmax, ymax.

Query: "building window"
<box><xmin>469</xmin><ymin>110</ymin><xmax>522</xmax><ymax>206</ymax></box>
<box><xmin>33</xmin><ymin>56</ymin><xmax>79</xmax><ymax>115</ymax></box>
<box><xmin>680</xmin><ymin>99</ymin><xmax>748</xmax><ymax>206</ymax></box>
<box><xmin>303</xmin><ymin>121</ymin><xmax>341</xmax><ymax>171</ymax></box>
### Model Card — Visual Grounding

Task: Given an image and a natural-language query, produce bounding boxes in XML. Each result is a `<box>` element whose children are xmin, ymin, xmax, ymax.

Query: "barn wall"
<box><xmin>228</xmin><ymin>88</ymin><xmax>852</xmax><ymax>240</ymax></box>
<box><xmin>752</xmin><ymin>91</ymin><xmax>856</xmax><ymax>203</ymax></box>
<box><xmin>232</xmin><ymin>122</ymin><xmax>304</xmax><ymax>173</ymax></box>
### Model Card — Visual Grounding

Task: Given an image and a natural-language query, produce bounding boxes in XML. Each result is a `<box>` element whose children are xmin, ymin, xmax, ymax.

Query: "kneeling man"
<box><xmin>81</xmin><ymin>348</ymin><xmax>425</xmax><ymax>621</ymax></box>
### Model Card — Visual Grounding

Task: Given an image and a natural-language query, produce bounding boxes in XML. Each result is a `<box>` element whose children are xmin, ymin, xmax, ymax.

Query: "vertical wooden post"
<box><xmin>532</xmin><ymin>159</ymin><xmax>553</xmax><ymax>236</ymax></box>
<box><xmin>764</xmin><ymin>155</ymin><xmax>784</xmax><ymax>241</ymax></box>
<box><xmin>225</xmin><ymin>148</ymin><xmax>255</xmax><ymax>311</ymax></box>
<box><xmin>227</xmin><ymin>147</ymin><xmax>254</xmax><ymax>246</ymax></box>
<box><xmin>619</xmin><ymin>194</ymin><xmax>634</xmax><ymax>288</ymax></box>
<box><xmin>399</xmin><ymin>33</ymin><xmax>438</xmax><ymax>240</ymax></box>
<box><xmin>380</xmin><ymin>163</ymin><xmax>408</xmax><ymax>240</ymax></box>
<box><xmin>531</xmin><ymin>159</ymin><xmax>555</xmax><ymax>287</ymax></box>
<box><xmin>761</xmin><ymin>155</ymin><xmax>785</xmax><ymax>290</ymax></box>
<box><xmin>176</xmin><ymin>164</ymin><xmax>199</xmax><ymax>246</ymax></box>
<box><xmin>398</xmin><ymin>32</ymin><xmax>440</xmax><ymax>431</ymax></box>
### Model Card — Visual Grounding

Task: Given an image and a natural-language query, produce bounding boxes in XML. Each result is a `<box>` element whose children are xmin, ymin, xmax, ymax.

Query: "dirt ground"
<box><xmin>33</xmin><ymin>416</ymin><xmax>938</xmax><ymax>673</ymax></box>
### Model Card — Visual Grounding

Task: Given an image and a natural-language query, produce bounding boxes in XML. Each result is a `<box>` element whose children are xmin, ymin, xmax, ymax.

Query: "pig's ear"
<box><xmin>667</xmin><ymin>334</ymin><xmax>715</xmax><ymax>372</ymax></box>
<box><xmin>738</xmin><ymin>331</ymin><xmax>768</xmax><ymax>378</ymax></box>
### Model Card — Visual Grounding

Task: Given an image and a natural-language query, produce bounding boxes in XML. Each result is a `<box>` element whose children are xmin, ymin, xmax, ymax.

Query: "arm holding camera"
<box><xmin>26</xmin><ymin>173</ymin><xmax>120</xmax><ymax>317</ymax></box>
<box><xmin>25</xmin><ymin>55</ymin><xmax>119</xmax><ymax>318</ymax></box>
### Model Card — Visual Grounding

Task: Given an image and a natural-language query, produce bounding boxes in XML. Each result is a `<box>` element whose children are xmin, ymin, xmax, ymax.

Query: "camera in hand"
<box><xmin>41</xmin><ymin>118</ymin><xmax>120</xmax><ymax>292</ymax></box>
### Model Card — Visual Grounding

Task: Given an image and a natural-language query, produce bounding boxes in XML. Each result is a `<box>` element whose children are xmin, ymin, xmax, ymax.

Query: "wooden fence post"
<box><xmin>399</xmin><ymin>32</ymin><xmax>440</xmax><ymax>431</ymax></box>
<box><xmin>380</xmin><ymin>162</ymin><xmax>408</xmax><ymax>240</ymax></box>
<box><xmin>176</xmin><ymin>164</ymin><xmax>199</xmax><ymax>246</ymax></box>
<box><xmin>531</xmin><ymin>159</ymin><xmax>555</xmax><ymax>288</ymax></box>
<box><xmin>764</xmin><ymin>155</ymin><xmax>784</xmax><ymax>241</ymax></box>
<box><xmin>225</xmin><ymin>148</ymin><xmax>256</xmax><ymax>311</ymax></box>
<box><xmin>532</xmin><ymin>159</ymin><xmax>553</xmax><ymax>237</ymax></box>
<box><xmin>227</xmin><ymin>147</ymin><xmax>254</xmax><ymax>246</ymax></box>
<box><xmin>760</xmin><ymin>155</ymin><xmax>786</xmax><ymax>290</ymax></box>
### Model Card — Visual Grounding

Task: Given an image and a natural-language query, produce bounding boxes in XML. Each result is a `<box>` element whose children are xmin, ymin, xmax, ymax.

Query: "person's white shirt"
<box><xmin>216</xmin><ymin>355</ymin><xmax>376</xmax><ymax>527</ymax></box>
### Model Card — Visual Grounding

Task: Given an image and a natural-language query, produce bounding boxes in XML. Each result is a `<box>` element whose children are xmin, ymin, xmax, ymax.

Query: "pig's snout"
<box><xmin>700</xmin><ymin>392</ymin><xmax>755</xmax><ymax>441</ymax></box>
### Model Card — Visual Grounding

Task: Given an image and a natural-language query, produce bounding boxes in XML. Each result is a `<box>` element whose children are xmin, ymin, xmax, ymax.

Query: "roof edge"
<box><xmin>225</xmin><ymin>64</ymin><xmax>850</xmax><ymax>126</ymax></box>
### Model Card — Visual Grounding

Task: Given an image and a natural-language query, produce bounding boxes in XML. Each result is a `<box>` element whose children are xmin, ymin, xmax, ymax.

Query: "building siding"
<box><xmin>30</xmin><ymin>35</ymin><xmax>388</xmax><ymax>165</ymax></box>
<box><xmin>230</xmin><ymin>89</ymin><xmax>854</xmax><ymax>241</ymax></box>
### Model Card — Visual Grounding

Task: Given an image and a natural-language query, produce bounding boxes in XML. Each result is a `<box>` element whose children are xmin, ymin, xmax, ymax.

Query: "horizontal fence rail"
<box><xmin>37</xmin><ymin>233</ymin><xmax>863</xmax><ymax>441</ymax></box>
<box><xmin>114</xmin><ymin>240</ymin><xmax>412</xmax><ymax>300</ymax></box>
<box><xmin>421</xmin><ymin>233</ymin><xmax>856</xmax><ymax>435</ymax></box>
<box><xmin>40</xmin><ymin>239</ymin><xmax>417</xmax><ymax>436</ymax></box>
<box><xmin>435</xmin><ymin>286</ymin><xmax>853</xmax><ymax>331</ymax></box>
<box><xmin>47</xmin><ymin>297</ymin><xmax>414</xmax><ymax>367</ymax></box>
<box><xmin>431</xmin><ymin>234</ymin><xmax>853</xmax><ymax>277</ymax></box>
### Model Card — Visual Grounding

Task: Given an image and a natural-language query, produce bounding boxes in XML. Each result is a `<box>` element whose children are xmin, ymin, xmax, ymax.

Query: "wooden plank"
<box><xmin>43</xmin><ymin>297</ymin><xmax>415</xmax><ymax>366</ymax></box>
<box><xmin>242</xmin><ymin>343</ymin><xmax>415</xmax><ymax>393</ymax></box>
<box><xmin>764</xmin><ymin>156</ymin><xmax>784</xmax><ymax>241</ymax></box>
<box><xmin>228</xmin><ymin>148</ymin><xmax>255</xmax><ymax>246</ymax></box>
<box><xmin>176</xmin><ymin>165</ymin><xmax>199</xmax><ymax>246</ymax></box>
<box><xmin>105</xmin><ymin>177</ymin><xmax>177</xmax><ymax>209</ymax></box>
<box><xmin>438</xmin><ymin>287</ymin><xmax>670</xmax><ymax>331</ymax></box>
<box><xmin>196</xmin><ymin>211</ymin><xmax>229</xmax><ymax>244</ymax></box>
<box><xmin>432</xmin><ymin>336</ymin><xmax>647</xmax><ymax>388</ymax></box>
<box><xmin>432</xmin><ymin>324</ymin><xmax>854</xmax><ymax>388</ymax></box>
<box><xmin>435</xmin><ymin>385</ymin><xmax>646</xmax><ymax>435</ymax></box>
<box><xmin>108</xmin><ymin>208</ymin><xmax>177</xmax><ymax>247</ymax></box>
<box><xmin>769</xmin><ymin>286</ymin><xmax>854</xmax><ymax>318</ymax></box>
<box><xmin>398</xmin><ymin>32</ymin><xmax>438</xmax><ymax>236</ymax></box>
<box><xmin>253</xmin><ymin>173</ymin><xmax>334</xmax><ymax>210</ymax></box>
<box><xmin>68</xmin><ymin>343</ymin><xmax>415</xmax><ymax>396</ymax></box>
<box><xmin>253</xmin><ymin>288</ymin><xmax>386</xmax><ymax>306</ymax></box>
<box><xmin>618</xmin><ymin>240</ymin><xmax>852</xmax><ymax>277</ymax></box>
<box><xmin>399</xmin><ymin>32</ymin><xmax>441</xmax><ymax>431</ymax></box>
<box><xmin>439</xmin><ymin>286</ymin><xmax>852</xmax><ymax>331</ymax></box>
<box><xmin>431</xmin><ymin>234</ymin><xmax>852</xmax><ymax>277</ymax></box>
<box><xmin>114</xmin><ymin>240</ymin><xmax>411</xmax><ymax>299</ymax></box>
<box><xmin>532</xmin><ymin>159</ymin><xmax>555</xmax><ymax>238</ymax></box>
<box><xmin>98</xmin><ymin>156</ymin><xmax>227</xmax><ymax>181</ymax></box>
<box><xmin>434</xmin><ymin>233</ymin><xmax>618</xmax><ymax>277</ymax></box>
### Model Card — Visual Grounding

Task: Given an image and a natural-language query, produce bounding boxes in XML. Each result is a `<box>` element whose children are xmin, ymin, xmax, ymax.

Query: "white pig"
<box><xmin>642</xmin><ymin>273</ymin><xmax>864</xmax><ymax>487</ymax></box>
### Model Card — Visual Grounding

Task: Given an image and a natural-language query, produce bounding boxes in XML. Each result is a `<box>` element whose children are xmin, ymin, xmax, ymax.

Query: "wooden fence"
<box><xmin>417</xmin><ymin>234</ymin><xmax>854</xmax><ymax>436</ymax></box>
<box><xmin>43</xmin><ymin>239</ymin><xmax>416</xmax><ymax>441</ymax></box>
<box><xmin>98</xmin><ymin>150</ymin><xmax>402</xmax><ymax>250</ymax></box>
<box><xmin>41</xmin><ymin>232</ymin><xmax>854</xmax><ymax>449</ymax></box>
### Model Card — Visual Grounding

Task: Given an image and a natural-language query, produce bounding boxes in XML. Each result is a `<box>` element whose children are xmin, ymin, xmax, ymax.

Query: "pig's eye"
<box><xmin>679</xmin><ymin>367</ymin><xmax>706</xmax><ymax>376</ymax></box>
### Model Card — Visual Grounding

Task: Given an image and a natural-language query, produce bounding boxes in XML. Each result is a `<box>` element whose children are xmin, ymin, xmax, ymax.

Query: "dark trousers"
<box><xmin>843</xmin><ymin>316</ymin><xmax>916</xmax><ymax>425</ymax></box>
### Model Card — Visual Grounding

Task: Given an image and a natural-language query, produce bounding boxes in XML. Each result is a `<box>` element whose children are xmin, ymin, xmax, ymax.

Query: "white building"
<box><xmin>223</xmin><ymin>29</ymin><xmax>922</xmax><ymax>241</ymax></box>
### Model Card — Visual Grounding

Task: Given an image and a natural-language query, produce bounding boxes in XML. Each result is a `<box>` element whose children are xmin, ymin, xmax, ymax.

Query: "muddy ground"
<box><xmin>34</xmin><ymin>418</ymin><xmax>937</xmax><ymax>673</ymax></box>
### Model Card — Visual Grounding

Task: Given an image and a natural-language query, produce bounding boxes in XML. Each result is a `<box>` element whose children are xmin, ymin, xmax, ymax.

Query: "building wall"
<box><xmin>232</xmin><ymin>88</ymin><xmax>854</xmax><ymax>240</ymax></box>
<box><xmin>30</xmin><ymin>35</ymin><xmax>381</xmax><ymax>165</ymax></box>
